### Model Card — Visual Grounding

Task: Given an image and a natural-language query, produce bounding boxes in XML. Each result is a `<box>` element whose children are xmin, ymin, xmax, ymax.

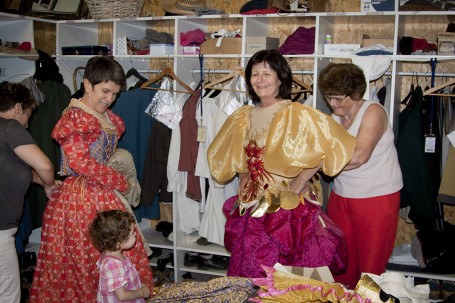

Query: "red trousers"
<box><xmin>327</xmin><ymin>190</ymin><xmax>400</xmax><ymax>289</ymax></box>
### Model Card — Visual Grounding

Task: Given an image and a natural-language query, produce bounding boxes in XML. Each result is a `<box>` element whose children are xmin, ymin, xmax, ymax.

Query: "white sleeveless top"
<box><xmin>332</xmin><ymin>101</ymin><xmax>403</xmax><ymax>198</ymax></box>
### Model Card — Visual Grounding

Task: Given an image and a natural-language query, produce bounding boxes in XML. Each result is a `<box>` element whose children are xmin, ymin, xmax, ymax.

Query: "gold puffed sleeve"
<box><xmin>207</xmin><ymin>106</ymin><xmax>252</xmax><ymax>184</ymax></box>
<box><xmin>265</xmin><ymin>102</ymin><xmax>355</xmax><ymax>177</ymax></box>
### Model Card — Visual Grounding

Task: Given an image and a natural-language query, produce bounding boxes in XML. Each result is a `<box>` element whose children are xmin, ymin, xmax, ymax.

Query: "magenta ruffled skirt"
<box><xmin>223</xmin><ymin>195</ymin><xmax>348</xmax><ymax>278</ymax></box>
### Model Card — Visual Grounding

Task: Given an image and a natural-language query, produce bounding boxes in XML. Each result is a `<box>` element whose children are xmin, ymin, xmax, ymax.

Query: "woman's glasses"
<box><xmin>324</xmin><ymin>95</ymin><xmax>347</xmax><ymax>104</ymax></box>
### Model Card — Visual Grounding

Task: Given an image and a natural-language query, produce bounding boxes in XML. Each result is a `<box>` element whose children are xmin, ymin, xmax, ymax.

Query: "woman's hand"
<box><xmin>289</xmin><ymin>172</ymin><xmax>310</xmax><ymax>195</ymax></box>
<box><xmin>289</xmin><ymin>161</ymin><xmax>322</xmax><ymax>195</ymax></box>
<box><xmin>43</xmin><ymin>180</ymin><xmax>62</xmax><ymax>199</ymax></box>
<box><xmin>121</xmin><ymin>180</ymin><xmax>131</xmax><ymax>196</ymax></box>
<box><xmin>141</xmin><ymin>286</ymin><xmax>151</xmax><ymax>299</ymax></box>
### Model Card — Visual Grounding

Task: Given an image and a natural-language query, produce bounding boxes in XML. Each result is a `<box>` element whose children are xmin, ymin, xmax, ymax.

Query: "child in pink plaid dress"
<box><xmin>89</xmin><ymin>210</ymin><xmax>151</xmax><ymax>303</ymax></box>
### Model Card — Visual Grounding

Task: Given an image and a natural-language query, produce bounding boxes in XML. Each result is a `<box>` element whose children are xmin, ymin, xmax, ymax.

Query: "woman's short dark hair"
<box><xmin>88</xmin><ymin>210</ymin><xmax>136</xmax><ymax>252</ymax></box>
<box><xmin>0</xmin><ymin>81</ymin><xmax>36</xmax><ymax>112</ymax></box>
<box><xmin>83</xmin><ymin>56</ymin><xmax>126</xmax><ymax>90</ymax></box>
<box><xmin>245</xmin><ymin>50</ymin><xmax>293</xmax><ymax>104</ymax></box>
<box><xmin>318</xmin><ymin>63</ymin><xmax>367</xmax><ymax>101</ymax></box>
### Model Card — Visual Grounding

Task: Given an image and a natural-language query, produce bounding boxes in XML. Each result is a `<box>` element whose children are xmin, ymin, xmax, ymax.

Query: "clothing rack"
<box><xmin>192</xmin><ymin>70</ymin><xmax>455</xmax><ymax>77</ymax></box>
<box><xmin>134</xmin><ymin>69</ymin><xmax>455</xmax><ymax>77</ymax></box>
<box><xmin>191</xmin><ymin>69</ymin><xmax>314</xmax><ymax>75</ymax></box>
<box><xmin>397</xmin><ymin>72</ymin><xmax>455</xmax><ymax>77</ymax></box>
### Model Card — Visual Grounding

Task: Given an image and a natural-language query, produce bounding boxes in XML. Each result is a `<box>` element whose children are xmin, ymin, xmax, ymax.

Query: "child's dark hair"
<box><xmin>89</xmin><ymin>210</ymin><xmax>136</xmax><ymax>252</ymax></box>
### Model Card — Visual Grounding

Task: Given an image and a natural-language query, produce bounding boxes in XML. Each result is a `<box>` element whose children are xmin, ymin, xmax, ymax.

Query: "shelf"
<box><xmin>386</xmin><ymin>263</ymin><xmax>455</xmax><ymax>282</ymax></box>
<box><xmin>176</xmin><ymin>241</ymin><xmax>230</xmax><ymax>257</ymax></box>
<box><xmin>149</xmin><ymin>258</ymin><xmax>174</xmax><ymax>269</ymax></box>
<box><xmin>139</xmin><ymin>219</ymin><xmax>173</xmax><ymax>250</ymax></box>
<box><xmin>179</xmin><ymin>264</ymin><xmax>227</xmax><ymax>277</ymax></box>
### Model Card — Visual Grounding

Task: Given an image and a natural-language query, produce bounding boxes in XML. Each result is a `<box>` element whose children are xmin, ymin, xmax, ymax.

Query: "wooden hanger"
<box><xmin>291</xmin><ymin>75</ymin><xmax>312</xmax><ymax>95</ymax></box>
<box><xmin>141</xmin><ymin>66</ymin><xmax>194</xmax><ymax>94</ymax></box>
<box><xmin>423</xmin><ymin>78</ymin><xmax>455</xmax><ymax>97</ymax></box>
<box><xmin>203</xmin><ymin>67</ymin><xmax>246</xmax><ymax>92</ymax></box>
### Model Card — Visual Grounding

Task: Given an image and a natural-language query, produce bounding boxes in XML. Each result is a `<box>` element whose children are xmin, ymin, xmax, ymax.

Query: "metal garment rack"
<box><xmin>135</xmin><ymin>69</ymin><xmax>455</xmax><ymax>77</ymax></box>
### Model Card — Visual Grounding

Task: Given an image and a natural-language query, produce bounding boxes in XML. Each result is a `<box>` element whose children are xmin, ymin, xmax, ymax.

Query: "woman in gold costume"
<box><xmin>208</xmin><ymin>50</ymin><xmax>356</xmax><ymax>278</ymax></box>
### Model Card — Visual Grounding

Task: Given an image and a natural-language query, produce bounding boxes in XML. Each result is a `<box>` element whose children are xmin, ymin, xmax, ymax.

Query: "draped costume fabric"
<box><xmin>207</xmin><ymin>101</ymin><xmax>356</xmax><ymax>278</ymax></box>
<box><xmin>29</xmin><ymin>99</ymin><xmax>153</xmax><ymax>302</ymax></box>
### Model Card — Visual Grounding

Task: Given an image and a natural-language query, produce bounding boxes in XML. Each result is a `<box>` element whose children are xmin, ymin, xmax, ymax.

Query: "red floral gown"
<box><xmin>30</xmin><ymin>99</ymin><xmax>153</xmax><ymax>302</ymax></box>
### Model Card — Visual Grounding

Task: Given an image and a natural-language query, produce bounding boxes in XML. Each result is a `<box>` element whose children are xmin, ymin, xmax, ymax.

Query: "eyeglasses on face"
<box><xmin>324</xmin><ymin>95</ymin><xmax>347</xmax><ymax>104</ymax></box>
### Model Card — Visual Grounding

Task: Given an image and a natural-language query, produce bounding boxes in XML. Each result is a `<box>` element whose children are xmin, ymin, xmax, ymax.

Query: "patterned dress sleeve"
<box><xmin>265</xmin><ymin>103</ymin><xmax>356</xmax><ymax>177</ymax></box>
<box><xmin>207</xmin><ymin>106</ymin><xmax>251</xmax><ymax>184</ymax></box>
<box><xmin>52</xmin><ymin>108</ymin><xmax>128</xmax><ymax>192</ymax></box>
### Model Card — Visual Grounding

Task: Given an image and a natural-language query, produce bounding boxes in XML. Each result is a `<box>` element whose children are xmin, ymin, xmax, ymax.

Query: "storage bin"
<box><xmin>246</xmin><ymin>37</ymin><xmax>280</xmax><ymax>54</ymax></box>
<box><xmin>85</xmin><ymin>0</ymin><xmax>144</xmax><ymax>18</ymax></box>
<box><xmin>61</xmin><ymin>45</ymin><xmax>109</xmax><ymax>55</ymax></box>
<box><xmin>149</xmin><ymin>44</ymin><xmax>174</xmax><ymax>55</ymax></box>
<box><xmin>200</xmin><ymin>38</ymin><xmax>242</xmax><ymax>54</ymax></box>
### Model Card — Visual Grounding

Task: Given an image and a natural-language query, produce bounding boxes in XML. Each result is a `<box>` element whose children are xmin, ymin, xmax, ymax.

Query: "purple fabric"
<box><xmin>276</xmin><ymin>26</ymin><xmax>315</xmax><ymax>55</ymax></box>
<box><xmin>222</xmin><ymin>195</ymin><xmax>348</xmax><ymax>278</ymax></box>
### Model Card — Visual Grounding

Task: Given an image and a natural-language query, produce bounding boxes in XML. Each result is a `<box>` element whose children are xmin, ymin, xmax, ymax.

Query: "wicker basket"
<box><xmin>85</xmin><ymin>0</ymin><xmax>144</xmax><ymax>18</ymax></box>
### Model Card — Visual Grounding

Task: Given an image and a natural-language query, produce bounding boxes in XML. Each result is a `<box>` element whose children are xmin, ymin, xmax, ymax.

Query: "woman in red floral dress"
<box><xmin>30</xmin><ymin>56</ymin><xmax>153</xmax><ymax>302</ymax></box>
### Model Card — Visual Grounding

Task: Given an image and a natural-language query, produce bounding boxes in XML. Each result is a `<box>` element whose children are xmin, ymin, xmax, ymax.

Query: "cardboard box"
<box><xmin>307</xmin><ymin>0</ymin><xmax>329</xmax><ymax>12</ymax></box>
<box><xmin>200</xmin><ymin>37</ymin><xmax>242</xmax><ymax>55</ymax></box>
<box><xmin>438</xmin><ymin>32</ymin><xmax>455</xmax><ymax>55</ymax></box>
<box><xmin>274</xmin><ymin>263</ymin><xmax>335</xmax><ymax>283</ymax></box>
<box><xmin>150</xmin><ymin>44</ymin><xmax>174</xmax><ymax>55</ymax></box>
<box><xmin>362</xmin><ymin>34</ymin><xmax>394</xmax><ymax>48</ymax></box>
<box><xmin>324</xmin><ymin>44</ymin><xmax>361</xmax><ymax>55</ymax></box>
<box><xmin>246</xmin><ymin>36</ymin><xmax>280</xmax><ymax>54</ymax></box>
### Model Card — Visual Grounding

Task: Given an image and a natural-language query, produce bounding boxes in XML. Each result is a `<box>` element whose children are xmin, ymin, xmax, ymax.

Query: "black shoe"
<box><xmin>155</xmin><ymin>221</ymin><xmax>173</xmax><ymax>238</ymax></box>
<box><xmin>197</xmin><ymin>254</ymin><xmax>228</xmax><ymax>270</ymax></box>
<box><xmin>149</xmin><ymin>248</ymin><xmax>162</xmax><ymax>260</ymax></box>
<box><xmin>184</xmin><ymin>252</ymin><xmax>198</xmax><ymax>267</ymax></box>
<box><xmin>157</xmin><ymin>254</ymin><xmax>174</xmax><ymax>271</ymax></box>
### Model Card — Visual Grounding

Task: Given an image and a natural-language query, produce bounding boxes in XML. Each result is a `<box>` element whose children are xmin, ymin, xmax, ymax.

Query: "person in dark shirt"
<box><xmin>0</xmin><ymin>81</ymin><xmax>59</xmax><ymax>302</ymax></box>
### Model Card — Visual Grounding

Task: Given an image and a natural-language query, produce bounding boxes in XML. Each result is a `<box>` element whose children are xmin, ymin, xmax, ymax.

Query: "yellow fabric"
<box><xmin>207</xmin><ymin>106</ymin><xmax>251</xmax><ymax>183</ymax></box>
<box><xmin>207</xmin><ymin>102</ymin><xmax>355</xmax><ymax>183</ymax></box>
<box><xmin>253</xmin><ymin>268</ymin><xmax>395</xmax><ymax>303</ymax></box>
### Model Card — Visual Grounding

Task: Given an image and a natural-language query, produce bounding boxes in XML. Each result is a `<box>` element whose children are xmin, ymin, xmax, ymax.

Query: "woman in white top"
<box><xmin>318</xmin><ymin>63</ymin><xmax>403</xmax><ymax>290</ymax></box>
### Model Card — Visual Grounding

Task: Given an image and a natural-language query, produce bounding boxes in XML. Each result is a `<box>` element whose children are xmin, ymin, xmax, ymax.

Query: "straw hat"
<box><xmin>162</xmin><ymin>0</ymin><xmax>206</xmax><ymax>15</ymax></box>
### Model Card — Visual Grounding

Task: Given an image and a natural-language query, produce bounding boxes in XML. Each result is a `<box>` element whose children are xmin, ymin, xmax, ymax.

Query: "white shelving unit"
<box><xmin>3</xmin><ymin>7</ymin><xmax>455</xmax><ymax>283</ymax></box>
<box><xmin>38</xmin><ymin>10</ymin><xmax>455</xmax><ymax>283</ymax></box>
<box><xmin>0</xmin><ymin>12</ymin><xmax>41</xmax><ymax>82</ymax></box>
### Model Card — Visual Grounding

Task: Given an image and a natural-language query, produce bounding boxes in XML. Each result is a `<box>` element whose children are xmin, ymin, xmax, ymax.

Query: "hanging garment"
<box><xmin>144</xmin><ymin>77</ymin><xmax>182</xmax><ymax>129</ymax></box>
<box><xmin>111</xmin><ymin>87</ymin><xmax>161</xmax><ymax>220</ymax></box>
<box><xmin>195</xmin><ymin>90</ymin><xmax>239</xmax><ymax>246</ymax></box>
<box><xmin>167</xmin><ymin>94</ymin><xmax>202</xmax><ymax>235</ymax></box>
<box><xmin>396</xmin><ymin>85</ymin><xmax>436</xmax><ymax>227</ymax></box>
<box><xmin>19</xmin><ymin>76</ymin><xmax>45</xmax><ymax>104</ymax></box>
<box><xmin>438</xmin><ymin>145</ymin><xmax>455</xmax><ymax>204</ymax></box>
<box><xmin>178</xmin><ymin>89</ymin><xmax>203</xmax><ymax>202</ymax></box>
<box><xmin>141</xmin><ymin>120</ymin><xmax>173</xmax><ymax>205</ymax></box>
<box><xmin>26</xmin><ymin>80</ymin><xmax>71</xmax><ymax>228</ymax></box>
